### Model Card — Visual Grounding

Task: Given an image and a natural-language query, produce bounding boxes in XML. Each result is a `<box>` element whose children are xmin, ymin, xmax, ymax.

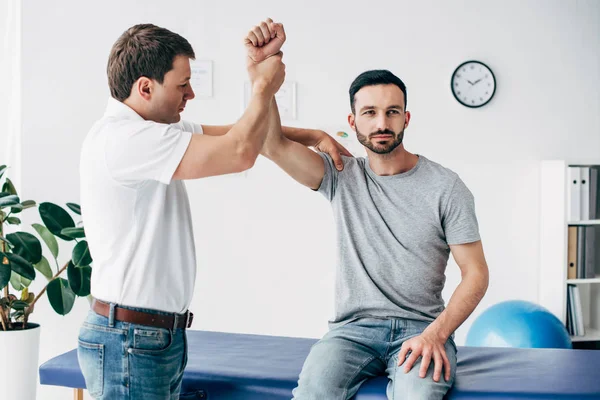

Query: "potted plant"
<box><xmin>0</xmin><ymin>165</ymin><xmax>92</xmax><ymax>400</ymax></box>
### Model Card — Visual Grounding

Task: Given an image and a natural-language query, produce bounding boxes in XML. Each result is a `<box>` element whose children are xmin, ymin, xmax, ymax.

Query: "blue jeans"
<box><xmin>77</xmin><ymin>305</ymin><xmax>187</xmax><ymax>399</ymax></box>
<box><xmin>292</xmin><ymin>318</ymin><xmax>457</xmax><ymax>400</ymax></box>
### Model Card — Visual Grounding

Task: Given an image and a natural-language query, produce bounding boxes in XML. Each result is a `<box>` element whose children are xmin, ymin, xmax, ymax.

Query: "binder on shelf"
<box><xmin>576</xmin><ymin>226</ymin><xmax>586</xmax><ymax>279</ymax></box>
<box><xmin>590</xmin><ymin>166</ymin><xmax>600</xmax><ymax>220</ymax></box>
<box><xmin>567</xmin><ymin>285</ymin><xmax>586</xmax><ymax>336</ymax></box>
<box><xmin>573</xmin><ymin>285</ymin><xmax>586</xmax><ymax>336</ymax></box>
<box><xmin>567</xmin><ymin>226</ymin><xmax>578</xmax><ymax>280</ymax></box>
<box><xmin>568</xmin><ymin>167</ymin><xmax>581</xmax><ymax>221</ymax></box>
<box><xmin>584</xmin><ymin>226</ymin><xmax>597</xmax><ymax>279</ymax></box>
<box><xmin>566</xmin><ymin>285</ymin><xmax>573</xmax><ymax>335</ymax></box>
<box><xmin>567</xmin><ymin>285</ymin><xmax>578</xmax><ymax>335</ymax></box>
<box><xmin>581</xmin><ymin>167</ymin><xmax>590</xmax><ymax>221</ymax></box>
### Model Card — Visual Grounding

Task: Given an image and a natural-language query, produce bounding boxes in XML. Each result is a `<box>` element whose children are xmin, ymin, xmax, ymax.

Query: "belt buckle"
<box><xmin>173</xmin><ymin>311</ymin><xmax>193</xmax><ymax>329</ymax></box>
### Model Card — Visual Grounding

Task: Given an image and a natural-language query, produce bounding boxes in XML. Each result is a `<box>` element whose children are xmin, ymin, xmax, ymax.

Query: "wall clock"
<box><xmin>451</xmin><ymin>60</ymin><xmax>496</xmax><ymax>108</ymax></box>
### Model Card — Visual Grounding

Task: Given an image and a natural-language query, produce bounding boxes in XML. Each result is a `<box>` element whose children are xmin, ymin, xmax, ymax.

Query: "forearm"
<box><xmin>202</xmin><ymin>123</ymin><xmax>322</xmax><ymax>148</ymax></box>
<box><xmin>264</xmin><ymin>101</ymin><xmax>319</xmax><ymax>146</ymax></box>
<box><xmin>281</xmin><ymin>126</ymin><xmax>321</xmax><ymax>146</ymax></box>
<box><xmin>262</xmin><ymin>99</ymin><xmax>325</xmax><ymax>189</ymax></box>
<box><xmin>228</xmin><ymin>91</ymin><xmax>273</xmax><ymax>160</ymax></box>
<box><xmin>426</xmin><ymin>267</ymin><xmax>489</xmax><ymax>341</ymax></box>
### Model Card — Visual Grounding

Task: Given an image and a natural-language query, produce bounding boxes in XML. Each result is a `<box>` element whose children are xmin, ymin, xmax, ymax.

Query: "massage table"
<box><xmin>39</xmin><ymin>330</ymin><xmax>600</xmax><ymax>399</ymax></box>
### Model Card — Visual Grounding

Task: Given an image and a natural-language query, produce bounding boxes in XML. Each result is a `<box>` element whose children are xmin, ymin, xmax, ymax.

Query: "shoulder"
<box><xmin>419</xmin><ymin>156</ymin><xmax>461</xmax><ymax>185</ymax></box>
<box><xmin>319</xmin><ymin>153</ymin><xmax>366</xmax><ymax>173</ymax></box>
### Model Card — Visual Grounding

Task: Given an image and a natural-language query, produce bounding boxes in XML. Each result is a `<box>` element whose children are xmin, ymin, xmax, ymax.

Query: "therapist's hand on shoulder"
<box><xmin>313</xmin><ymin>131</ymin><xmax>354</xmax><ymax>171</ymax></box>
<box><xmin>245</xmin><ymin>18</ymin><xmax>286</xmax><ymax>62</ymax></box>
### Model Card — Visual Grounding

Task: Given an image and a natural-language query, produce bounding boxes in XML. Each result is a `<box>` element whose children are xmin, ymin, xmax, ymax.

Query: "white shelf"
<box><xmin>566</xmin><ymin>277</ymin><xmax>600</xmax><ymax>284</ymax></box>
<box><xmin>540</xmin><ymin>161</ymin><xmax>600</xmax><ymax>343</ymax></box>
<box><xmin>568</xmin><ymin>220</ymin><xmax>600</xmax><ymax>226</ymax></box>
<box><xmin>571</xmin><ymin>327</ymin><xmax>600</xmax><ymax>342</ymax></box>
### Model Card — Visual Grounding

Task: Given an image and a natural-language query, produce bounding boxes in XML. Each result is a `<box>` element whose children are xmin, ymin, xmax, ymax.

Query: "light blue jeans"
<box><xmin>292</xmin><ymin>318</ymin><xmax>457</xmax><ymax>400</ymax></box>
<box><xmin>77</xmin><ymin>305</ymin><xmax>187</xmax><ymax>399</ymax></box>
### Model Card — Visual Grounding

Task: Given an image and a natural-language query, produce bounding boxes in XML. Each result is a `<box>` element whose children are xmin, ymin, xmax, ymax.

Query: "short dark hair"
<box><xmin>107</xmin><ymin>24</ymin><xmax>196</xmax><ymax>101</ymax></box>
<box><xmin>349</xmin><ymin>70</ymin><xmax>407</xmax><ymax>114</ymax></box>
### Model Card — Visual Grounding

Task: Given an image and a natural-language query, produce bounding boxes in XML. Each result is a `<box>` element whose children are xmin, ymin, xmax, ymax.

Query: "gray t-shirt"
<box><xmin>317</xmin><ymin>153</ymin><xmax>480</xmax><ymax>328</ymax></box>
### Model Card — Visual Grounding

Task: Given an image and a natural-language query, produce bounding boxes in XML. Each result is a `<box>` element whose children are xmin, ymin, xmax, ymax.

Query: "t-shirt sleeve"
<box><xmin>316</xmin><ymin>152</ymin><xmax>340</xmax><ymax>201</ymax></box>
<box><xmin>105</xmin><ymin>120</ymin><xmax>192</xmax><ymax>186</ymax></box>
<box><xmin>442</xmin><ymin>177</ymin><xmax>481</xmax><ymax>245</ymax></box>
<box><xmin>175</xmin><ymin>120</ymin><xmax>204</xmax><ymax>135</ymax></box>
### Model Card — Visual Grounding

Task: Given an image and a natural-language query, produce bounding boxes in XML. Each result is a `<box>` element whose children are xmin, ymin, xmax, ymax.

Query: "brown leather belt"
<box><xmin>92</xmin><ymin>300</ymin><xmax>193</xmax><ymax>330</ymax></box>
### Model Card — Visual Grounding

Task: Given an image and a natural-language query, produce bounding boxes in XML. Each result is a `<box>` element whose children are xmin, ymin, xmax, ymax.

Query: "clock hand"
<box><xmin>473</xmin><ymin>78</ymin><xmax>483</xmax><ymax>85</ymax></box>
<box><xmin>467</xmin><ymin>80</ymin><xmax>475</xmax><ymax>85</ymax></box>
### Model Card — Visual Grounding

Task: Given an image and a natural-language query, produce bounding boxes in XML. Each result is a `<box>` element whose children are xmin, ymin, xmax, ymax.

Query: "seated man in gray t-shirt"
<box><xmin>261</xmin><ymin>69</ymin><xmax>490</xmax><ymax>400</ymax></box>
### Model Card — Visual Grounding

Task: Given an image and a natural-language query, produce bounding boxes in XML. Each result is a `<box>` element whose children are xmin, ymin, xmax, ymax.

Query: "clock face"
<box><xmin>451</xmin><ymin>61</ymin><xmax>496</xmax><ymax>108</ymax></box>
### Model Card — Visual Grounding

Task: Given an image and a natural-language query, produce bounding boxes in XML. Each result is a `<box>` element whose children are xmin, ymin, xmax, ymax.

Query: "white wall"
<box><xmin>15</xmin><ymin>0</ymin><xmax>600</xmax><ymax>398</ymax></box>
<box><xmin>1</xmin><ymin>0</ymin><xmax>21</xmax><ymax>186</ymax></box>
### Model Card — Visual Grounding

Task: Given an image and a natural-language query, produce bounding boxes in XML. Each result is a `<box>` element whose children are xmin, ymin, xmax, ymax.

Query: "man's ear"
<box><xmin>348</xmin><ymin>113</ymin><xmax>356</xmax><ymax>132</ymax></box>
<box><xmin>135</xmin><ymin>77</ymin><xmax>153</xmax><ymax>100</ymax></box>
<box><xmin>404</xmin><ymin>110</ymin><xmax>411</xmax><ymax>128</ymax></box>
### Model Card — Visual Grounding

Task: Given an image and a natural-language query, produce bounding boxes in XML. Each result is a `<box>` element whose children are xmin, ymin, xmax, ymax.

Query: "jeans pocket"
<box><xmin>130</xmin><ymin>327</ymin><xmax>173</xmax><ymax>355</ymax></box>
<box><xmin>179</xmin><ymin>390</ymin><xmax>207</xmax><ymax>399</ymax></box>
<box><xmin>77</xmin><ymin>339</ymin><xmax>104</xmax><ymax>397</ymax></box>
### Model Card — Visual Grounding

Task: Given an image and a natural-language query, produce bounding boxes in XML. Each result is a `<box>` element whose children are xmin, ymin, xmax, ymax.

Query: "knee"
<box><xmin>293</xmin><ymin>370</ymin><xmax>348</xmax><ymax>400</ymax></box>
<box><xmin>390</xmin><ymin>373</ymin><xmax>452</xmax><ymax>400</ymax></box>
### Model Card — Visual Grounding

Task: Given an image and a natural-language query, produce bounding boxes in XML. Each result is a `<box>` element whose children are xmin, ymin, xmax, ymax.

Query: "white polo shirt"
<box><xmin>80</xmin><ymin>97</ymin><xmax>200</xmax><ymax>314</ymax></box>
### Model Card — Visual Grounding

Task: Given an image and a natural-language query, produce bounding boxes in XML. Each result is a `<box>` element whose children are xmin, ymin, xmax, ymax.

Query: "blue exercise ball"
<box><xmin>465</xmin><ymin>300</ymin><xmax>572</xmax><ymax>349</ymax></box>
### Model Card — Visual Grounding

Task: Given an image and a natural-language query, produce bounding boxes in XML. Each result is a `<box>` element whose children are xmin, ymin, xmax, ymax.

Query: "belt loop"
<box><xmin>108</xmin><ymin>303</ymin><xmax>116</xmax><ymax>328</ymax></box>
<box><xmin>172</xmin><ymin>313</ymin><xmax>179</xmax><ymax>331</ymax></box>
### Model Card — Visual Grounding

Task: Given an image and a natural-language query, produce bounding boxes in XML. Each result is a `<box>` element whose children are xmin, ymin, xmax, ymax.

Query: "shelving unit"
<box><xmin>539</xmin><ymin>161</ymin><xmax>600</xmax><ymax>345</ymax></box>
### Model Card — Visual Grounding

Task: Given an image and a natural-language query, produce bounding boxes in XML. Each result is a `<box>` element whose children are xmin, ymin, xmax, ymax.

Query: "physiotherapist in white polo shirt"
<box><xmin>77</xmin><ymin>20</ymin><xmax>351</xmax><ymax>399</ymax></box>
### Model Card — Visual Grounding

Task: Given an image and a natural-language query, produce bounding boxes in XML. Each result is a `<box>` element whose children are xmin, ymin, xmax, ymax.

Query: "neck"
<box><xmin>367</xmin><ymin>144</ymin><xmax>419</xmax><ymax>176</ymax></box>
<box><xmin>123</xmin><ymin>97</ymin><xmax>152</xmax><ymax>121</ymax></box>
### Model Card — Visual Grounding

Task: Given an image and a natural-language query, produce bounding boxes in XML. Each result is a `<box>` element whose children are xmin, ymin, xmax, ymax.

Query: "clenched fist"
<box><xmin>245</xmin><ymin>18</ymin><xmax>286</xmax><ymax>62</ymax></box>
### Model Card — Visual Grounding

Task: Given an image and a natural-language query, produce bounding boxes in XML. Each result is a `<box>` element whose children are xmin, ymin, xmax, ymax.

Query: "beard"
<box><xmin>356</xmin><ymin>126</ymin><xmax>404</xmax><ymax>155</ymax></box>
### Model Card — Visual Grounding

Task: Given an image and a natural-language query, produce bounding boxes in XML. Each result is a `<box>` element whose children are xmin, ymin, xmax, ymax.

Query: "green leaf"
<box><xmin>11</xmin><ymin>300</ymin><xmax>30</xmax><ymax>311</ymax></box>
<box><xmin>6</xmin><ymin>232</ymin><xmax>42</xmax><ymax>264</ymax></box>
<box><xmin>61</xmin><ymin>227</ymin><xmax>86</xmax><ymax>239</ymax></box>
<box><xmin>47</xmin><ymin>278</ymin><xmax>76</xmax><ymax>315</ymax></box>
<box><xmin>5</xmin><ymin>253</ymin><xmax>36</xmax><ymax>280</ymax></box>
<box><xmin>10</xmin><ymin>271</ymin><xmax>24</xmax><ymax>291</ymax></box>
<box><xmin>66</xmin><ymin>203</ymin><xmax>81</xmax><ymax>215</ymax></box>
<box><xmin>72</xmin><ymin>240</ymin><xmax>93</xmax><ymax>267</ymax></box>
<box><xmin>9</xmin><ymin>271</ymin><xmax>31</xmax><ymax>290</ymax></box>
<box><xmin>32</xmin><ymin>223</ymin><xmax>59</xmax><ymax>259</ymax></box>
<box><xmin>0</xmin><ymin>195</ymin><xmax>20</xmax><ymax>208</ymax></box>
<box><xmin>21</xmin><ymin>200</ymin><xmax>36</xmax><ymax>209</ymax></box>
<box><xmin>10</xmin><ymin>203</ymin><xmax>23</xmax><ymax>214</ymax></box>
<box><xmin>12</xmin><ymin>200</ymin><xmax>36</xmax><ymax>214</ymax></box>
<box><xmin>67</xmin><ymin>261</ymin><xmax>91</xmax><ymax>296</ymax></box>
<box><xmin>6</xmin><ymin>216</ymin><xmax>21</xmax><ymax>225</ymax></box>
<box><xmin>39</xmin><ymin>202</ymin><xmax>75</xmax><ymax>241</ymax></box>
<box><xmin>20</xmin><ymin>275</ymin><xmax>31</xmax><ymax>288</ymax></box>
<box><xmin>34</xmin><ymin>256</ymin><xmax>53</xmax><ymax>280</ymax></box>
<box><xmin>0</xmin><ymin>165</ymin><xmax>7</xmax><ymax>181</ymax></box>
<box><xmin>0</xmin><ymin>258</ymin><xmax>10</xmax><ymax>290</ymax></box>
<box><xmin>11</xmin><ymin>200</ymin><xmax>35</xmax><ymax>214</ymax></box>
<box><xmin>0</xmin><ymin>235</ymin><xmax>13</xmax><ymax>249</ymax></box>
<box><xmin>2</xmin><ymin>178</ymin><xmax>17</xmax><ymax>196</ymax></box>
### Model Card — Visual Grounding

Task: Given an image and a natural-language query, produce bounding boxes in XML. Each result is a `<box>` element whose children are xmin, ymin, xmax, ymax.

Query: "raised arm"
<box><xmin>262</xmin><ymin>97</ymin><xmax>326</xmax><ymax>190</ymax></box>
<box><xmin>172</xmin><ymin>22</ymin><xmax>286</xmax><ymax>180</ymax></box>
<box><xmin>203</xmin><ymin>18</ymin><xmax>352</xmax><ymax>172</ymax></box>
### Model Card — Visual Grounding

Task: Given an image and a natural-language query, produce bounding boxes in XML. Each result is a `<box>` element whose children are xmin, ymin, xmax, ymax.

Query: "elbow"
<box><xmin>463</xmin><ymin>263</ymin><xmax>489</xmax><ymax>299</ymax></box>
<box><xmin>235</xmin><ymin>144</ymin><xmax>260</xmax><ymax>172</ymax></box>
<box><xmin>479</xmin><ymin>265</ymin><xmax>490</xmax><ymax>298</ymax></box>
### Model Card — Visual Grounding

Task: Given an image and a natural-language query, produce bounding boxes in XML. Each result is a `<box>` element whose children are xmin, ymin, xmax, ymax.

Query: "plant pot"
<box><xmin>0</xmin><ymin>323</ymin><xmax>41</xmax><ymax>400</ymax></box>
